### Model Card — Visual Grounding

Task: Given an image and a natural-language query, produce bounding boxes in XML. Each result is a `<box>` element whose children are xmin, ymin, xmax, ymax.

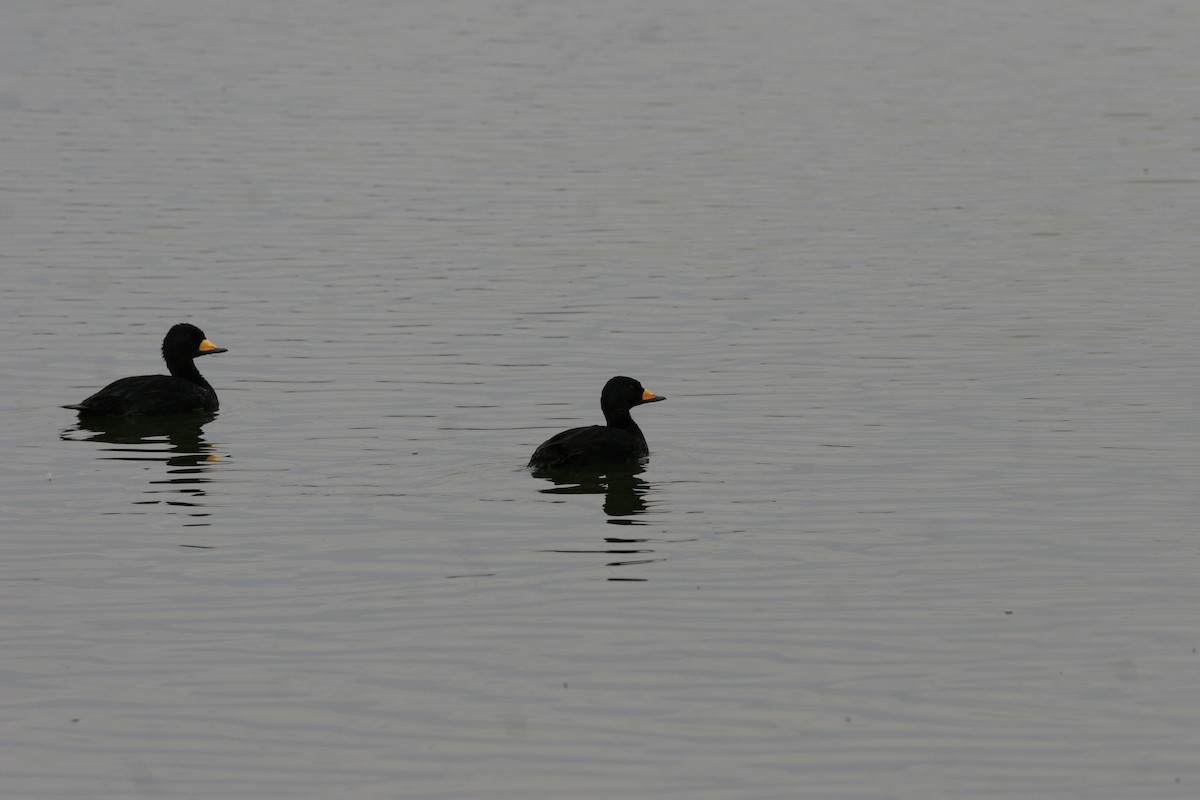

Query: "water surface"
<box><xmin>3</xmin><ymin>1</ymin><xmax>1199</xmax><ymax>798</ymax></box>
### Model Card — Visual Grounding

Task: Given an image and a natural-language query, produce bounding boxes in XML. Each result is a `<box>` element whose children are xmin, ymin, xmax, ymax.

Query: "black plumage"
<box><xmin>528</xmin><ymin>376</ymin><xmax>665</xmax><ymax>469</ymax></box>
<box><xmin>64</xmin><ymin>323</ymin><xmax>227</xmax><ymax>417</ymax></box>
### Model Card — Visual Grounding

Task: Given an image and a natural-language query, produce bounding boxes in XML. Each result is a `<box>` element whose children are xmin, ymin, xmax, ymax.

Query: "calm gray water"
<box><xmin>3</xmin><ymin>1</ymin><xmax>1198</xmax><ymax>798</ymax></box>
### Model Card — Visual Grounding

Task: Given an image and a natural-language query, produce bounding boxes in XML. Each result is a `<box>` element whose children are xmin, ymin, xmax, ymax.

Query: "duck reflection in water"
<box><xmin>61</xmin><ymin>412</ymin><xmax>223</xmax><ymax>518</ymax></box>
<box><xmin>531</xmin><ymin>461</ymin><xmax>655</xmax><ymax>520</ymax></box>
<box><xmin>532</xmin><ymin>462</ymin><xmax>662</xmax><ymax>576</ymax></box>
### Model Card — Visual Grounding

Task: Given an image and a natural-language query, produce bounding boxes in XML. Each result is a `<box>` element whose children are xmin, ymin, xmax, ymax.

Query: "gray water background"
<box><xmin>2</xmin><ymin>1</ymin><xmax>1198</xmax><ymax>798</ymax></box>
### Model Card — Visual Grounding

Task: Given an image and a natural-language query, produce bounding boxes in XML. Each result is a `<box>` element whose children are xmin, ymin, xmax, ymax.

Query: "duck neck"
<box><xmin>168</xmin><ymin>357</ymin><xmax>211</xmax><ymax>390</ymax></box>
<box><xmin>604</xmin><ymin>408</ymin><xmax>646</xmax><ymax>443</ymax></box>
